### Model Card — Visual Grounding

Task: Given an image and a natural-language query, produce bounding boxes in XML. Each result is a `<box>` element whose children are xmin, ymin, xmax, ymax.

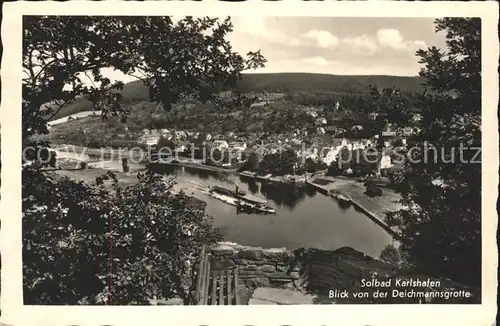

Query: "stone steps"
<box><xmin>248</xmin><ymin>287</ymin><xmax>318</xmax><ymax>305</ymax></box>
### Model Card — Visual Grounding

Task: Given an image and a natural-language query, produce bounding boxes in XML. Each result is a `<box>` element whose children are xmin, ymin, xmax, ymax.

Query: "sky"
<box><xmin>98</xmin><ymin>17</ymin><xmax>447</xmax><ymax>85</ymax></box>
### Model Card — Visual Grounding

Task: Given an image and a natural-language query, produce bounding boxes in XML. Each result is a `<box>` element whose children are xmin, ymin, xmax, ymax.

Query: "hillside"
<box><xmin>49</xmin><ymin>73</ymin><xmax>423</xmax><ymax>120</ymax></box>
<box><xmin>236</xmin><ymin>73</ymin><xmax>423</xmax><ymax>94</ymax></box>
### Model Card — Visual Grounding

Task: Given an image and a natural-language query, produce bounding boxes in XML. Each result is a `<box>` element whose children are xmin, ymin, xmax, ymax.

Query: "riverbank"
<box><xmin>306</xmin><ymin>176</ymin><xmax>403</xmax><ymax>238</ymax></box>
<box><xmin>53</xmin><ymin>159</ymin><xmax>395</xmax><ymax>257</ymax></box>
<box><xmin>53</xmin><ymin>165</ymin><xmax>206</xmax><ymax>205</ymax></box>
<box><xmin>54</xmin><ymin>144</ymin><xmax>401</xmax><ymax>238</ymax></box>
<box><xmin>48</xmin><ymin>110</ymin><xmax>102</xmax><ymax>126</ymax></box>
<box><xmin>53</xmin><ymin>144</ymin><xmax>317</xmax><ymax>186</ymax></box>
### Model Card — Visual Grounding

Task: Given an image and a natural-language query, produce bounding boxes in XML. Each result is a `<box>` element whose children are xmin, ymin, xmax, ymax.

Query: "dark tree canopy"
<box><xmin>386</xmin><ymin>18</ymin><xmax>481</xmax><ymax>287</ymax></box>
<box><xmin>23</xmin><ymin>16</ymin><xmax>265</xmax><ymax>141</ymax></box>
<box><xmin>22</xmin><ymin>16</ymin><xmax>265</xmax><ymax>304</ymax></box>
<box><xmin>258</xmin><ymin>149</ymin><xmax>299</xmax><ymax>176</ymax></box>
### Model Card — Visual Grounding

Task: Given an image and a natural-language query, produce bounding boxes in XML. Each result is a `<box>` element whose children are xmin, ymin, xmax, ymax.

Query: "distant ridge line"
<box><xmin>241</xmin><ymin>72</ymin><xmax>421</xmax><ymax>78</ymax></box>
<box><xmin>48</xmin><ymin>72</ymin><xmax>423</xmax><ymax>120</ymax></box>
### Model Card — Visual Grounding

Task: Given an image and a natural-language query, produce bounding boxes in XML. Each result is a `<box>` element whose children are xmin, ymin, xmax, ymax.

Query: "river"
<box><xmin>153</xmin><ymin>164</ymin><xmax>393</xmax><ymax>258</ymax></box>
<box><xmin>53</xmin><ymin>147</ymin><xmax>393</xmax><ymax>258</ymax></box>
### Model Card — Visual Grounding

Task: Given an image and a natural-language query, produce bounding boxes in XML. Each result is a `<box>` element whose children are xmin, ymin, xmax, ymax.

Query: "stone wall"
<box><xmin>209</xmin><ymin>243</ymin><xmax>395</xmax><ymax>292</ymax></box>
<box><xmin>210</xmin><ymin>242</ymin><xmax>300</xmax><ymax>288</ymax></box>
<box><xmin>209</xmin><ymin>243</ymin><xmax>481</xmax><ymax>304</ymax></box>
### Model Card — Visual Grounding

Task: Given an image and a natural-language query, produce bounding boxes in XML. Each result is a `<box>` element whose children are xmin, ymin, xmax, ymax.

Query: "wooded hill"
<box><xmin>50</xmin><ymin>72</ymin><xmax>423</xmax><ymax>120</ymax></box>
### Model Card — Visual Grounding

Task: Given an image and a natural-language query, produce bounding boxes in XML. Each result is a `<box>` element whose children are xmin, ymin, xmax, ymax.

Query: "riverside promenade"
<box><xmin>306</xmin><ymin>176</ymin><xmax>403</xmax><ymax>240</ymax></box>
<box><xmin>54</xmin><ymin>144</ymin><xmax>315</xmax><ymax>186</ymax></box>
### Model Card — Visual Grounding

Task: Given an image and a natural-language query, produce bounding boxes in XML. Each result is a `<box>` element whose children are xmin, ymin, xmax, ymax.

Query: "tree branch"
<box><xmin>46</xmin><ymin>98</ymin><xmax>75</xmax><ymax>122</ymax></box>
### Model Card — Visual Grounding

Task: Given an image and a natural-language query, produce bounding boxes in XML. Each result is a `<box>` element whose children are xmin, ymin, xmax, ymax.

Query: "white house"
<box><xmin>197</xmin><ymin>132</ymin><xmax>212</xmax><ymax>141</ymax></box>
<box><xmin>321</xmin><ymin>147</ymin><xmax>338</xmax><ymax>166</ymax></box>
<box><xmin>307</xmin><ymin>110</ymin><xmax>319</xmax><ymax>119</ymax></box>
<box><xmin>351</xmin><ymin>125</ymin><xmax>364</xmax><ymax>133</ymax></box>
<box><xmin>149</xmin><ymin>129</ymin><xmax>161</xmax><ymax>137</ymax></box>
<box><xmin>174</xmin><ymin>130</ymin><xmax>187</xmax><ymax>139</ymax></box>
<box><xmin>332</xmin><ymin>138</ymin><xmax>349</xmax><ymax>151</ymax></box>
<box><xmin>320</xmin><ymin>139</ymin><xmax>351</xmax><ymax>166</ymax></box>
<box><xmin>142</xmin><ymin>135</ymin><xmax>161</xmax><ymax>146</ymax></box>
<box><xmin>412</xmin><ymin>113</ymin><xmax>423</xmax><ymax>122</ymax></box>
<box><xmin>212</xmin><ymin>140</ymin><xmax>229</xmax><ymax>149</ymax></box>
<box><xmin>228</xmin><ymin>142</ymin><xmax>247</xmax><ymax>160</ymax></box>
<box><xmin>325</xmin><ymin>126</ymin><xmax>337</xmax><ymax>134</ymax></box>
<box><xmin>382</xmin><ymin>130</ymin><xmax>396</xmax><ymax>137</ymax></box>
<box><xmin>229</xmin><ymin>142</ymin><xmax>247</xmax><ymax>151</ymax></box>
<box><xmin>258</xmin><ymin>92</ymin><xmax>285</xmax><ymax>101</ymax></box>
<box><xmin>402</xmin><ymin>127</ymin><xmax>414</xmax><ymax>137</ymax></box>
<box><xmin>380</xmin><ymin>154</ymin><xmax>394</xmax><ymax>169</ymax></box>
<box><xmin>161</xmin><ymin>132</ymin><xmax>174</xmax><ymax>140</ymax></box>
<box><xmin>299</xmin><ymin>147</ymin><xmax>319</xmax><ymax>161</ymax></box>
<box><xmin>329</xmin><ymin>127</ymin><xmax>346</xmax><ymax>137</ymax></box>
<box><xmin>250</xmin><ymin>101</ymin><xmax>268</xmax><ymax>109</ymax></box>
<box><xmin>219</xmin><ymin>90</ymin><xmax>233</xmax><ymax>99</ymax></box>
<box><xmin>351</xmin><ymin>141</ymin><xmax>365</xmax><ymax>151</ymax></box>
<box><xmin>175</xmin><ymin>143</ymin><xmax>189</xmax><ymax>153</ymax></box>
<box><xmin>315</xmin><ymin>117</ymin><xmax>327</xmax><ymax>126</ymax></box>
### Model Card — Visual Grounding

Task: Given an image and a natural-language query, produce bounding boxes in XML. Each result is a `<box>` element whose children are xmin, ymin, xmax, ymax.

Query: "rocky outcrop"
<box><xmin>209</xmin><ymin>243</ymin><xmax>481</xmax><ymax>304</ymax></box>
<box><xmin>210</xmin><ymin>243</ymin><xmax>297</xmax><ymax>288</ymax></box>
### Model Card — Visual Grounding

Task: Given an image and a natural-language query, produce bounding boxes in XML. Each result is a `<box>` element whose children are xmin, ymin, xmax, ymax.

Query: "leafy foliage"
<box><xmin>22</xmin><ymin>16</ymin><xmax>264</xmax><ymax>304</ymax></box>
<box><xmin>365</xmin><ymin>179</ymin><xmax>383</xmax><ymax>197</ymax></box>
<box><xmin>23</xmin><ymin>170</ymin><xmax>220</xmax><ymax>304</ymax></box>
<box><xmin>239</xmin><ymin>152</ymin><xmax>259</xmax><ymax>171</ymax></box>
<box><xmin>258</xmin><ymin>149</ymin><xmax>299</xmax><ymax>176</ymax></box>
<box><xmin>379</xmin><ymin>244</ymin><xmax>402</xmax><ymax>265</ymax></box>
<box><xmin>24</xmin><ymin>16</ymin><xmax>265</xmax><ymax>139</ymax></box>
<box><xmin>304</xmin><ymin>157</ymin><xmax>328</xmax><ymax>173</ymax></box>
<box><xmin>385</xmin><ymin>18</ymin><xmax>481</xmax><ymax>286</ymax></box>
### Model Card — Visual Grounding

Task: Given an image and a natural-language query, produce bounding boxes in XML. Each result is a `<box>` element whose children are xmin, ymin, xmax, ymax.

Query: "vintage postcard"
<box><xmin>1</xmin><ymin>1</ymin><xmax>498</xmax><ymax>325</ymax></box>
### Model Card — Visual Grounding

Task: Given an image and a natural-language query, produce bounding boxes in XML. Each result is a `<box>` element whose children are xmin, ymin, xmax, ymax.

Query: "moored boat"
<box><xmin>236</xmin><ymin>200</ymin><xmax>276</xmax><ymax>214</ymax></box>
<box><xmin>209</xmin><ymin>185</ymin><xmax>276</xmax><ymax>214</ymax></box>
<box><xmin>329</xmin><ymin>190</ymin><xmax>351</xmax><ymax>205</ymax></box>
<box><xmin>337</xmin><ymin>193</ymin><xmax>351</xmax><ymax>203</ymax></box>
<box><xmin>207</xmin><ymin>188</ymin><xmax>240</xmax><ymax>207</ymax></box>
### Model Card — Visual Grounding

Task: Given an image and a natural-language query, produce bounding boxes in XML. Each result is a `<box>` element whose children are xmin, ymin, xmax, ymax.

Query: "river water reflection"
<box><xmin>158</xmin><ymin>165</ymin><xmax>393</xmax><ymax>258</ymax></box>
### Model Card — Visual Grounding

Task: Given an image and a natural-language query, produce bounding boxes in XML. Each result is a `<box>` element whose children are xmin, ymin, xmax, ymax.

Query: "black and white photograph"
<box><xmin>1</xmin><ymin>1</ymin><xmax>498</xmax><ymax>325</ymax></box>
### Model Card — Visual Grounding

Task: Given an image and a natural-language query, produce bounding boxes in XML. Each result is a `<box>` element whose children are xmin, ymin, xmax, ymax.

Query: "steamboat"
<box><xmin>208</xmin><ymin>185</ymin><xmax>276</xmax><ymax>214</ymax></box>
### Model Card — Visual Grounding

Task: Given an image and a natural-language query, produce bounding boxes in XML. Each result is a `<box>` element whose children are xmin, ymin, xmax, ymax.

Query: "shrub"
<box><xmin>23</xmin><ymin>170</ymin><xmax>221</xmax><ymax>304</ymax></box>
<box><xmin>327</xmin><ymin>162</ymin><xmax>343</xmax><ymax>176</ymax></box>
<box><xmin>379</xmin><ymin>244</ymin><xmax>402</xmax><ymax>264</ymax></box>
<box><xmin>366</xmin><ymin>182</ymin><xmax>383</xmax><ymax>197</ymax></box>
